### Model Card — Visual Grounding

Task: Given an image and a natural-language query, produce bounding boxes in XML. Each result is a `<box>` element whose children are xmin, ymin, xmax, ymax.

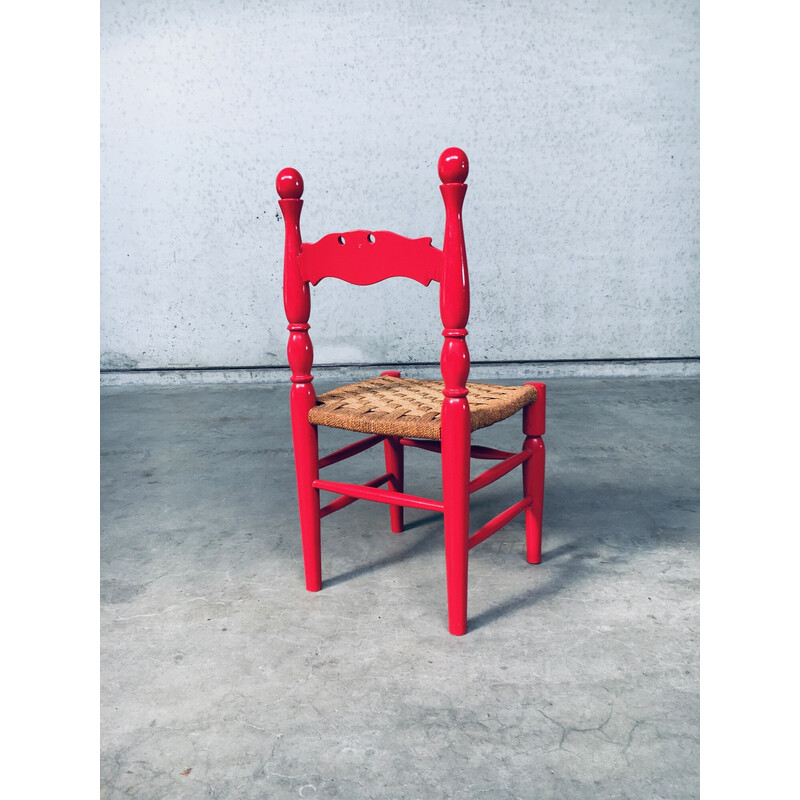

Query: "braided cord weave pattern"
<box><xmin>308</xmin><ymin>376</ymin><xmax>538</xmax><ymax>441</ymax></box>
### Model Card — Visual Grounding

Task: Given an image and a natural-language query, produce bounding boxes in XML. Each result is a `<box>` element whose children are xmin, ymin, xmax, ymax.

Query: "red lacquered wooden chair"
<box><xmin>276</xmin><ymin>148</ymin><xmax>546</xmax><ymax>635</ymax></box>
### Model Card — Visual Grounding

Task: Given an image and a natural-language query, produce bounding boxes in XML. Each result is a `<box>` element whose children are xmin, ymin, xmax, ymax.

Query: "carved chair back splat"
<box><xmin>276</xmin><ymin>147</ymin><xmax>546</xmax><ymax>635</ymax></box>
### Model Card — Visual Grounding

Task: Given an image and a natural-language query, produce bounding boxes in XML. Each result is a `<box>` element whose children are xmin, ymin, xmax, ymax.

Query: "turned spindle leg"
<box><xmin>438</xmin><ymin>147</ymin><xmax>472</xmax><ymax>635</ymax></box>
<box><xmin>291</xmin><ymin>382</ymin><xmax>322</xmax><ymax>590</ymax></box>
<box><xmin>522</xmin><ymin>382</ymin><xmax>546</xmax><ymax>565</ymax></box>
<box><xmin>278</xmin><ymin>167</ymin><xmax>323</xmax><ymax>590</ymax></box>
<box><xmin>380</xmin><ymin>371</ymin><xmax>405</xmax><ymax>533</ymax></box>
<box><xmin>442</xmin><ymin>398</ymin><xmax>471</xmax><ymax>635</ymax></box>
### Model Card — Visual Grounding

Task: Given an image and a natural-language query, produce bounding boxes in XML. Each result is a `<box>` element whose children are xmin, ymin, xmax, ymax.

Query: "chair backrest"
<box><xmin>276</xmin><ymin>147</ymin><xmax>471</xmax><ymax>405</ymax></box>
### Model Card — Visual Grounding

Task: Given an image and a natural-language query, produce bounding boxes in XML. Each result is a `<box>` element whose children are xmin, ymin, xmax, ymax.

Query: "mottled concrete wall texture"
<box><xmin>101</xmin><ymin>0</ymin><xmax>698</xmax><ymax>370</ymax></box>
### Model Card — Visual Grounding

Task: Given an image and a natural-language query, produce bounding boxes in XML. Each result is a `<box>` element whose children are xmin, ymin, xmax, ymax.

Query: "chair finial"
<box><xmin>438</xmin><ymin>148</ymin><xmax>469</xmax><ymax>184</ymax></box>
<box><xmin>276</xmin><ymin>167</ymin><xmax>304</xmax><ymax>199</ymax></box>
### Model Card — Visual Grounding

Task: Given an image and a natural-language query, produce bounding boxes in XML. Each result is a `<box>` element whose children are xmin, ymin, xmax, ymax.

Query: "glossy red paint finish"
<box><xmin>437</xmin><ymin>153</ymin><xmax>472</xmax><ymax>635</ymax></box>
<box><xmin>278</xmin><ymin>174</ymin><xmax>323</xmax><ymax>592</ymax></box>
<box><xmin>276</xmin><ymin>167</ymin><xmax>304</xmax><ymax>200</ymax></box>
<box><xmin>523</xmin><ymin>437</ymin><xmax>545</xmax><ymax>564</ymax></box>
<box><xmin>469</xmin><ymin>498</ymin><xmax>532</xmax><ymax>550</ymax></box>
<box><xmin>319</xmin><ymin>473</ymin><xmax>391</xmax><ymax>519</ymax></box>
<box><xmin>290</xmin><ymin>382</ymin><xmax>321</xmax><ymax>591</ymax></box>
<box><xmin>380</xmin><ymin>371</ymin><xmax>405</xmax><ymax>532</ymax></box>
<box><xmin>313</xmin><ymin>478</ymin><xmax>445</xmax><ymax>513</ymax></box>
<box><xmin>524</xmin><ymin>382</ymin><xmax>547</xmax><ymax>436</ymax></box>
<box><xmin>439</xmin><ymin>186</ymin><xmax>470</xmax><ymax>329</ymax></box>
<box><xmin>523</xmin><ymin>383</ymin><xmax>547</xmax><ymax>564</ymax></box>
<box><xmin>438</xmin><ymin>147</ymin><xmax>469</xmax><ymax>184</ymax></box>
<box><xmin>318</xmin><ymin>433</ymin><xmax>385</xmax><ymax>469</ymax></box>
<box><xmin>280</xmin><ymin>201</ymin><xmax>310</xmax><ymax>325</ymax></box>
<box><xmin>441</xmin><ymin>396</ymin><xmax>471</xmax><ymax>635</ymax></box>
<box><xmin>278</xmin><ymin>149</ymin><xmax>546</xmax><ymax>634</ymax></box>
<box><xmin>299</xmin><ymin>230</ymin><xmax>442</xmax><ymax>287</ymax></box>
<box><xmin>469</xmin><ymin>450</ymin><xmax>531</xmax><ymax>495</ymax></box>
<box><xmin>383</xmin><ymin>436</ymin><xmax>405</xmax><ymax>532</ymax></box>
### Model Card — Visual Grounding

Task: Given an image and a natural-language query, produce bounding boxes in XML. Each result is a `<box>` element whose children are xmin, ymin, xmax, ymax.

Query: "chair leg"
<box><xmin>523</xmin><ymin>383</ymin><xmax>546</xmax><ymax>565</ymax></box>
<box><xmin>441</xmin><ymin>399</ymin><xmax>471</xmax><ymax>635</ymax></box>
<box><xmin>290</xmin><ymin>383</ymin><xmax>322</xmax><ymax>591</ymax></box>
<box><xmin>383</xmin><ymin>436</ymin><xmax>404</xmax><ymax>533</ymax></box>
<box><xmin>380</xmin><ymin>371</ymin><xmax>404</xmax><ymax>533</ymax></box>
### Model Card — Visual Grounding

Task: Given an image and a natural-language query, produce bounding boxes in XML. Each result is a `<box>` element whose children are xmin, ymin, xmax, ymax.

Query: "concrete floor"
<box><xmin>101</xmin><ymin>377</ymin><xmax>699</xmax><ymax>799</ymax></box>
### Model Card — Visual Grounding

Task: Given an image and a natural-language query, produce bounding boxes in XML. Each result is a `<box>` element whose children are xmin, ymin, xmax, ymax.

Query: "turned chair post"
<box><xmin>380</xmin><ymin>370</ymin><xmax>405</xmax><ymax>533</ymax></box>
<box><xmin>522</xmin><ymin>382</ymin><xmax>546</xmax><ymax>564</ymax></box>
<box><xmin>277</xmin><ymin>168</ymin><xmax>322</xmax><ymax>592</ymax></box>
<box><xmin>438</xmin><ymin>148</ymin><xmax>471</xmax><ymax>636</ymax></box>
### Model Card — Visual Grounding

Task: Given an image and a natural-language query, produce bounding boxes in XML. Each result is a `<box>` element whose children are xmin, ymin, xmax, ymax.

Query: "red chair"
<box><xmin>276</xmin><ymin>148</ymin><xmax>546</xmax><ymax>635</ymax></box>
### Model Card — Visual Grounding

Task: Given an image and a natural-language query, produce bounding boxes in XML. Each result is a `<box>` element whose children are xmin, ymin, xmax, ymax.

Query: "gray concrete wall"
<box><xmin>101</xmin><ymin>0</ymin><xmax>699</xmax><ymax>372</ymax></box>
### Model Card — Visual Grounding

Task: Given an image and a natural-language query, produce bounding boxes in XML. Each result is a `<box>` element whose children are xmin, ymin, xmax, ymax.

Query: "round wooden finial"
<box><xmin>438</xmin><ymin>147</ymin><xmax>469</xmax><ymax>184</ymax></box>
<box><xmin>276</xmin><ymin>167</ymin><xmax>304</xmax><ymax>199</ymax></box>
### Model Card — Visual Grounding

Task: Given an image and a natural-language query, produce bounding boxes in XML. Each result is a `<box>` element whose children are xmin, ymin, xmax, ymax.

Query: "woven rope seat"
<box><xmin>308</xmin><ymin>375</ymin><xmax>538</xmax><ymax>440</ymax></box>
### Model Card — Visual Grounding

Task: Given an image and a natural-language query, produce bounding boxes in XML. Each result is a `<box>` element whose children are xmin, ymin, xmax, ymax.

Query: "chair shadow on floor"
<box><xmin>321</xmin><ymin>501</ymin><xmax>489</xmax><ymax>591</ymax></box>
<box><xmin>469</xmin><ymin>476</ymin><xmax>698</xmax><ymax>630</ymax></box>
<box><xmin>318</xmin><ymin>472</ymin><xmax>699</xmax><ymax>629</ymax></box>
<box><xmin>321</xmin><ymin>488</ymin><xmax>505</xmax><ymax>590</ymax></box>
